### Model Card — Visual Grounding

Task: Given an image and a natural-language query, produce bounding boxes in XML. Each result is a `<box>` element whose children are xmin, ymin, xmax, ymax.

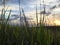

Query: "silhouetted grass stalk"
<box><xmin>36</xmin><ymin>5</ymin><xmax>38</xmax><ymax>27</ymax></box>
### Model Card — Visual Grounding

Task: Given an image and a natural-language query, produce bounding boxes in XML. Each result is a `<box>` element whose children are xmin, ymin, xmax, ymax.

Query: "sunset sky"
<box><xmin>0</xmin><ymin>0</ymin><xmax>60</xmax><ymax>26</ymax></box>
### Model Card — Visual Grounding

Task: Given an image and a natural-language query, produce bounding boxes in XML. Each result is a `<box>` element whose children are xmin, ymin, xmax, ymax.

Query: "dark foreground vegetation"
<box><xmin>0</xmin><ymin>7</ymin><xmax>60</xmax><ymax>45</ymax></box>
<box><xmin>0</xmin><ymin>22</ymin><xmax>60</xmax><ymax>45</ymax></box>
<box><xmin>0</xmin><ymin>0</ymin><xmax>60</xmax><ymax>45</ymax></box>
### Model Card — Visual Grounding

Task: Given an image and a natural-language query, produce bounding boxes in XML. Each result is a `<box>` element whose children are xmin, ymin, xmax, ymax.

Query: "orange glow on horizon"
<box><xmin>54</xmin><ymin>20</ymin><xmax>60</xmax><ymax>26</ymax></box>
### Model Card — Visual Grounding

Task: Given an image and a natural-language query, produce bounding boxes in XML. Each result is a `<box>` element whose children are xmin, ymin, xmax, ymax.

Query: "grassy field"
<box><xmin>0</xmin><ymin>22</ymin><xmax>60</xmax><ymax>45</ymax></box>
<box><xmin>0</xmin><ymin>1</ymin><xmax>60</xmax><ymax>45</ymax></box>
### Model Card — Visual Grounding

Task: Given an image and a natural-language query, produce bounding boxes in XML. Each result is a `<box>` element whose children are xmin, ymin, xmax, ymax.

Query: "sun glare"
<box><xmin>54</xmin><ymin>20</ymin><xmax>60</xmax><ymax>26</ymax></box>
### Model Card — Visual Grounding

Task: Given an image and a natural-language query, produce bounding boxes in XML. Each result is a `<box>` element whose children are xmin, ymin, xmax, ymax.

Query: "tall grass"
<box><xmin>36</xmin><ymin>5</ymin><xmax>38</xmax><ymax>27</ymax></box>
<box><xmin>0</xmin><ymin>0</ymin><xmax>60</xmax><ymax>45</ymax></box>
<box><xmin>0</xmin><ymin>8</ymin><xmax>60</xmax><ymax>45</ymax></box>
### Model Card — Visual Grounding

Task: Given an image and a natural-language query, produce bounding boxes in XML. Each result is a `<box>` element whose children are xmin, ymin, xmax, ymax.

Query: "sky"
<box><xmin>0</xmin><ymin>0</ymin><xmax>59</xmax><ymax>13</ymax></box>
<box><xmin>0</xmin><ymin>0</ymin><xmax>60</xmax><ymax>26</ymax></box>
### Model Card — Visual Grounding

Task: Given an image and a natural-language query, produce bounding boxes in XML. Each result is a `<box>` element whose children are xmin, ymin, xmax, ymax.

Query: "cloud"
<box><xmin>0</xmin><ymin>0</ymin><xmax>60</xmax><ymax>26</ymax></box>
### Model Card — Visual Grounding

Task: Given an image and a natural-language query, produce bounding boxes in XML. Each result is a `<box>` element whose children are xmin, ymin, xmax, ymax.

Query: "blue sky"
<box><xmin>0</xmin><ymin>0</ymin><xmax>59</xmax><ymax>13</ymax></box>
<box><xmin>0</xmin><ymin>0</ymin><xmax>60</xmax><ymax>25</ymax></box>
<box><xmin>0</xmin><ymin>0</ymin><xmax>60</xmax><ymax>16</ymax></box>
